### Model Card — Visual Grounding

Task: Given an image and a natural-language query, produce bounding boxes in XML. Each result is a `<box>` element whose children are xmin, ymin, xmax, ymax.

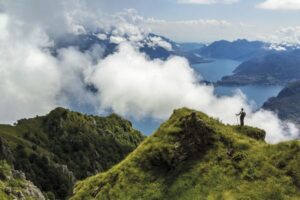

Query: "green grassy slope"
<box><xmin>71</xmin><ymin>108</ymin><xmax>300</xmax><ymax>200</ymax></box>
<box><xmin>0</xmin><ymin>107</ymin><xmax>145</xmax><ymax>199</ymax></box>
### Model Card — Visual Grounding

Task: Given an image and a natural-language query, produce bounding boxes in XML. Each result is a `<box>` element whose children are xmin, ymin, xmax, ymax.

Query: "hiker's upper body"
<box><xmin>236</xmin><ymin>108</ymin><xmax>246</xmax><ymax>118</ymax></box>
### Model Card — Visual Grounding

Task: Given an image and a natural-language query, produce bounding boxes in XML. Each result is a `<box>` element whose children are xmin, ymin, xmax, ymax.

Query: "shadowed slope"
<box><xmin>0</xmin><ymin>107</ymin><xmax>145</xmax><ymax>199</ymax></box>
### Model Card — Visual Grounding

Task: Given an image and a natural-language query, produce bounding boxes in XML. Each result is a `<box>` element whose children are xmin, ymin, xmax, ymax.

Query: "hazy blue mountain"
<box><xmin>263</xmin><ymin>80</ymin><xmax>300</xmax><ymax>125</ymax></box>
<box><xmin>52</xmin><ymin>33</ymin><xmax>207</xmax><ymax>64</ymax></box>
<box><xmin>177</xmin><ymin>42</ymin><xmax>205</xmax><ymax>52</ymax></box>
<box><xmin>195</xmin><ymin>39</ymin><xmax>270</xmax><ymax>61</ymax></box>
<box><xmin>219</xmin><ymin>49</ymin><xmax>300</xmax><ymax>85</ymax></box>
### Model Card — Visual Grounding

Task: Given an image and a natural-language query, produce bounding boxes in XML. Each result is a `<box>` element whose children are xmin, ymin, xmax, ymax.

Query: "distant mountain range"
<box><xmin>53</xmin><ymin>34</ymin><xmax>300</xmax><ymax>83</ymax></box>
<box><xmin>193</xmin><ymin>39</ymin><xmax>270</xmax><ymax>61</ymax></box>
<box><xmin>193</xmin><ymin>39</ymin><xmax>300</xmax><ymax>62</ymax></box>
<box><xmin>219</xmin><ymin>49</ymin><xmax>300</xmax><ymax>85</ymax></box>
<box><xmin>177</xmin><ymin>42</ymin><xmax>205</xmax><ymax>52</ymax></box>
<box><xmin>52</xmin><ymin>33</ymin><xmax>207</xmax><ymax>64</ymax></box>
<box><xmin>263</xmin><ymin>80</ymin><xmax>300</xmax><ymax>125</ymax></box>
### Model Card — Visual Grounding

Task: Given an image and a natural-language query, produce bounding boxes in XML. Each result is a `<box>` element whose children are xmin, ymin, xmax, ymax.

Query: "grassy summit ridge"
<box><xmin>0</xmin><ymin>107</ymin><xmax>145</xmax><ymax>199</ymax></box>
<box><xmin>71</xmin><ymin>108</ymin><xmax>300</xmax><ymax>200</ymax></box>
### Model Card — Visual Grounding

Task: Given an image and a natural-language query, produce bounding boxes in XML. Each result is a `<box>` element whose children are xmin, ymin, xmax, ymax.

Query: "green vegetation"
<box><xmin>71</xmin><ymin>108</ymin><xmax>300</xmax><ymax>200</ymax></box>
<box><xmin>0</xmin><ymin>160</ymin><xmax>45</xmax><ymax>199</ymax></box>
<box><xmin>0</xmin><ymin>107</ymin><xmax>145</xmax><ymax>199</ymax></box>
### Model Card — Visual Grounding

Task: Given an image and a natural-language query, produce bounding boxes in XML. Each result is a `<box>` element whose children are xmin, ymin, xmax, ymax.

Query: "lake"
<box><xmin>192</xmin><ymin>59</ymin><xmax>240</xmax><ymax>82</ymax></box>
<box><xmin>193</xmin><ymin>59</ymin><xmax>284</xmax><ymax>108</ymax></box>
<box><xmin>132</xmin><ymin>59</ymin><xmax>284</xmax><ymax>135</ymax></box>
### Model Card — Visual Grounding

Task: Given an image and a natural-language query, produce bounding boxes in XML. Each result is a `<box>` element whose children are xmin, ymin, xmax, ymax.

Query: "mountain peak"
<box><xmin>71</xmin><ymin>108</ymin><xmax>296</xmax><ymax>200</ymax></box>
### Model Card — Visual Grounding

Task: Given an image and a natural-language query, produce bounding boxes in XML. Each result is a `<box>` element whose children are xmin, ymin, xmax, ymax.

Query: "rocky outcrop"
<box><xmin>0</xmin><ymin>160</ymin><xmax>45</xmax><ymax>200</ymax></box>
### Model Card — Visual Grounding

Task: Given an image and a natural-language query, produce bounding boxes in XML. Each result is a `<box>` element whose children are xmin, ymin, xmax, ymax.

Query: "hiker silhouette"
<box><xmin>236</xmin><ymin>108</ymin><xmax>246</xmax><ymax>126</ymax></box>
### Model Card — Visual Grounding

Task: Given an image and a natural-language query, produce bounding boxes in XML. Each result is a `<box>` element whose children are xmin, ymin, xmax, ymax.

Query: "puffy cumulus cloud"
<box><xmin>55</xmin><ymin>47</ymin><xmax>99</xmax><ymax>111</ymax></box>
<box><xmin>177</xmin><ymin>0</ymin><xmax>239</xmax><ymax>4</ymax></box>
<box><xmin>0</xmin><ymin>0</ymin><xmax>298</xmax><ymax>144</ymax></box>
<box><xmin>257</xmin><ymin>0</ymin><xmax>300</xmax><ymax>10</ymax></box>
<box><xmin>0</xmin><ymin>12</ymin><xmax>98</xmax><ymax>123</ymax></box>
<box><xmin>87</xmin><ymin>43</ymin><xmax>299</xmax><ymax>143</ymax></box>
<box><xmin>1</xmin><ymin>1</ymin><xmax>148</xmax><ymax>42</ymax></box>
<box><xmin>271</xmin><ymin>26</ymin><xmax>300</xmax><ymax>44</ymax></box>
<box><xmin>0</xmin><ymin>13</ymin><xmax>61</xmax><ymax>123</ymax></box>
<box><xmin>258</xmin><ymin>26</ymin><xmax>300</xmax><ymax>49</ymax></box>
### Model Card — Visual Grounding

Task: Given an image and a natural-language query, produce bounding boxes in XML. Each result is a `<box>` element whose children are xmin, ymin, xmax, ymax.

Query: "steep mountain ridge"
<box><xmin>263</xmin><ymin>80</ymin><xmax>300</xmax><ymax>125</ymax></box>
<box><xmin>71</xmin><ymin>108</ymin><xmax>300</xmax><ymax>200</ymax></box>
<box><xmin>219</xmin><ymin>49</ymin><xmax>300</xmax><ymax>85</ymax></box>
<box><xmin>0</xmin><ymin>107</ymin><xmax>145</xmax><ymax>199</ymax></box>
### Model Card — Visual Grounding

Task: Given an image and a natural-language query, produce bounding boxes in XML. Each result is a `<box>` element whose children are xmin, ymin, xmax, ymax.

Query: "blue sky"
<box><xmin>95</xmin><ymin>0</ymin><xmax>300</xmax><ymax>42</ymax></box>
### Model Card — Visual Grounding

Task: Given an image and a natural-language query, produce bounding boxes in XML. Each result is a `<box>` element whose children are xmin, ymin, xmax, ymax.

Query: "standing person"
<box><xmin>236</xmin><ymin>108</ymin><xmax>246</xmax><ymax>126</ymax></box>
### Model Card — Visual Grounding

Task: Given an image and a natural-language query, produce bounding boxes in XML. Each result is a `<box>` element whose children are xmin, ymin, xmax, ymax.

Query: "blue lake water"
<box><xmin>215</xmin><ymin>85</ymin><xmax>283</xmax><ymax>108</ymax></box>
<box><xmin>192</xmin><ymin>59</ymin><xmax>241</xmax><ymax>82</ymax></box>
<box><xmin>193</xmin><ymin>59</ymin><xmax>284</xmax><ymax>108</ymax></box>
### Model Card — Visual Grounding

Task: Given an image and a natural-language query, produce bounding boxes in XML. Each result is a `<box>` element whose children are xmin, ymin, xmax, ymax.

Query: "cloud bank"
<box><xmin>258</xmin><ymin>0</ymin><xmax>300</xmax><ymax>10</ymax></box>
<box><xmin>145</xmin><ymin>18</ymin><xmax>257</xmax><ymax>42</ymax></box>
<box><xmin>0</xmin><ymin>1</ymin><xmax>298</xmax><ymax>144</ymax></box>
<box><xmin>177</xmin><ymin>0</ymin><xmax>239</xmax><ymax>5</ymax></box>
<box><xmin>87</xmin><ymin>43</ymin><xmax>299</xmax><ymax>143</ymax></box>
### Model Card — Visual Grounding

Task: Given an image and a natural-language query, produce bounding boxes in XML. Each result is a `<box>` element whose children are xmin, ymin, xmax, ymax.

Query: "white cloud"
<box><xmin>0</xmin><ymin>12</ymin><xmax>99</xmax><ymax>123</ymax></box>
<box><xmin>0</xmin><ymin>13</ymin><xmax>61</xmax><ymax>123</ymax></box>
<box><xmin>147</xmin><ymin>36</ymin><xmax>173</xmax><ymax>51</ymax></box>
<box><xmin>110</xmin><ymin>36</ymin><xmax>127</xmax><ymax>44</ymax></box>
<box><xmin>96</xmin><ymin>33</ymin><xmax>107</xmax><ymax>40</ymax></box>
<box><xmin>178</xmin><ymin>0</ymin><xmax>239</xmax><ymax>4</ymax></box>
<box><xmin>0</xmin><ymin>1</ymin><xmax>298</xmax><ymax>144</ymax></box>
<box><xmin>257</xmin><ymin>0</ymin><xmax>300</xmax><ymax>10</ymax></box>
<box><xmin>258</xmin><ymin>26</ymin><xmax>300</xmax><ymax>47</ymax></box>
<box><xmin>1</xmin><ymin>1</ymin><xmax>148</xmax><ymax>42</ymax></box>
<box><xmin>272</xmin><ymin>26</ymin><xmax>300</xmax><ymax>44</ymax></box>
<box><xmin>145</xmin><ymin>18</ymin><xmax>261</xmax><ymax>42</ymax></box>
<box><xmin>87</xmin><ymin>42</ymin><xmax>299</xmax><ymax>143</ymax></box>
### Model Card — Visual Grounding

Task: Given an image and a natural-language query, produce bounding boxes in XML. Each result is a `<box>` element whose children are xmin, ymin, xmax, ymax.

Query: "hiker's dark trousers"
<box><xmin>240</xmin><ymin>117</ymin><xmax>244</xmax><ymax>126</ymax></box>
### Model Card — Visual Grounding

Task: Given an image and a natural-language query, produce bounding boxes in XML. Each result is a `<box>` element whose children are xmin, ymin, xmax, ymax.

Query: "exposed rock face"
<box><xmin>0</xmin><ymin>161</ymin><xmax>45</xmax><ymax>200</ymax></box>
<box><xmin>0</xmin><ymin>137</ymin><xmax>14</xmax><ymax>163</ymax></box>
